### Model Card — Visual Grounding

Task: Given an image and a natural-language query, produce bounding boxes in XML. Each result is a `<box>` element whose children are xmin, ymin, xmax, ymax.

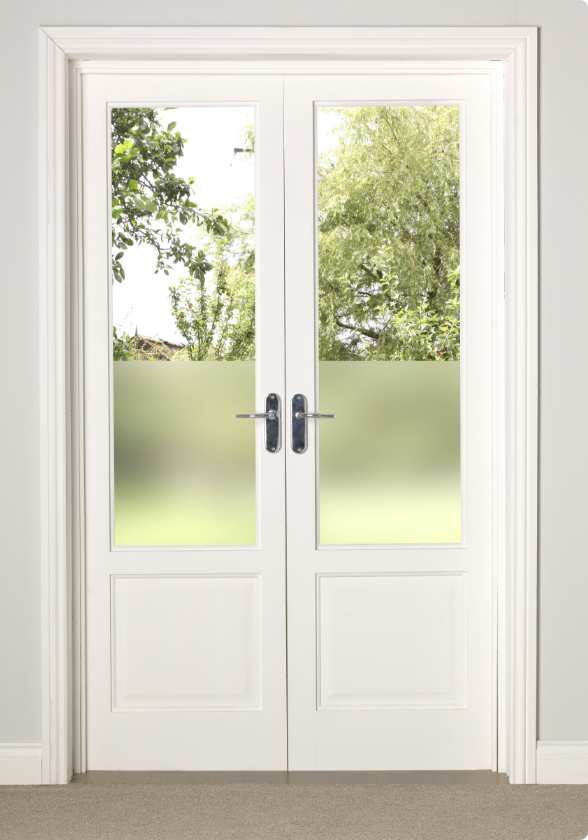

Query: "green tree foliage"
<box><xmin>169</xmin><ymin>195</ymin><xmax>256</xmax><ymax>360</ymax></box>
<box><xmin>318</xmin><ymin>106</ymin><xmax>460</xmax><ymax>360</ymax></box>
<box><xmin>112</xmin><ymin>108</ymin><xmax>459</xmax><ymax>362</ymax></box>
<box><xmin>112</xmin><ymin>325</ymin><xmax>134</xmax><ymax>361</ymax></box>
<box><xmin>111</xmin><ymin>107</ymin><xmax>229</xmax><ymax>285</ymax></box>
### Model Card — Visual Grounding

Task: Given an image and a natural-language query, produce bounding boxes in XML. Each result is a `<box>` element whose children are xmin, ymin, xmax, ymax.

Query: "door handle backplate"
<box><xmin>291</xmin><ymin>394</ymin><xmax>335</xmax><ymax>453</ymax></box>
<box><xmin>236</xmin><ymin>393</ymin><xmax>281</xmax><ymax>453</ymax></box>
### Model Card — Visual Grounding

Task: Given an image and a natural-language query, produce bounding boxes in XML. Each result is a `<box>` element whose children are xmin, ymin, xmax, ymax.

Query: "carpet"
<box><xmin>1</xmin><ymin>783</ymin><xmax>587</xmax><ymax>839</ymax></box>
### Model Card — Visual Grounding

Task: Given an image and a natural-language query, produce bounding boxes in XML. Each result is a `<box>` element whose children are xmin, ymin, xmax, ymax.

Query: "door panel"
<box><xmin>317</xmin><ymin>573</ymin><xmax>466</xmax><ymax>710</ymax></box>
<box><xmin>83</xmin><ymin>73</ymin><xmax>286</xmax><ymax>769</ymax></box>
<box><xmin>284</xmin><ymin>74</ymin><xmax>494</xmax><ymax>770</ymax></box>
<box><xmin>111</xmin><ymin>574</ymin><xmax>261</xmax><ymax>711</ymax></box>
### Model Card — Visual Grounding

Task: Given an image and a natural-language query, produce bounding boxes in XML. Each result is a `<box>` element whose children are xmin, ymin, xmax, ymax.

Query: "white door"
<box><xmin>83</xmin><ymin>73</ymin><xmax>287</xmax><ymax>769</ymax></box>
<box><xmin>83</xmin><ymin>70</ymin><xmax>496</xmax><ymax>771</ymax></box>
<box><xmin>284</xmin><ymin>74</ymin><xmax>495</xmax><ymax>770</ymax></box>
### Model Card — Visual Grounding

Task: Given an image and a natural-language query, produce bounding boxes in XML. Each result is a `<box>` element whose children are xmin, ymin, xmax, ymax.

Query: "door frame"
<box><xmin>38</xmin><ymin>26</ymin><xmax>538</xmax><ymax>784</ymax></box>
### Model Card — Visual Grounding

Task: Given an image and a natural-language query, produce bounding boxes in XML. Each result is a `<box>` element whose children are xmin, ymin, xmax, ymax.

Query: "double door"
<box><xmin>83</xmin><ymin>71</ymin><xmax>494</xmax><ymax>770</ymax></box>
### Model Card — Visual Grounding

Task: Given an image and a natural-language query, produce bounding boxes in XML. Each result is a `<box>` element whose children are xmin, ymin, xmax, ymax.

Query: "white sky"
<box><xmin>113</xmin><ymin>106</ymin><xmax>342</xmax><ymax>344</ymax></box>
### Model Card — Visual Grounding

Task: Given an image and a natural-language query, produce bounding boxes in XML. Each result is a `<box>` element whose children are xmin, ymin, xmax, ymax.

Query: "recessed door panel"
<box><xmin>112</xmin><ymin>575</ymin><xmax>261</xmax><ymax>711</ymax></box>
<box><xmin>317</xmin><ymin>574</ymin><xmax>466</xmax><ymax>709</ymax></box>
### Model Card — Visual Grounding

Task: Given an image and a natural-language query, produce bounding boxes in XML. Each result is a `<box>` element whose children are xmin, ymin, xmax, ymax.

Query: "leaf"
<box><xmin>167</xmin><ymin>121</ymin><xmax>177</xmax><ymax>131</ymax></box>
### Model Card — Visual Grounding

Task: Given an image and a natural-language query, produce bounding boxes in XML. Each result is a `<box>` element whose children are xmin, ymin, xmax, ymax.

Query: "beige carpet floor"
<box><xmin>1</xmin><ymin>783</ymin><xmax>587</xmax><ymax>840</ymax></box>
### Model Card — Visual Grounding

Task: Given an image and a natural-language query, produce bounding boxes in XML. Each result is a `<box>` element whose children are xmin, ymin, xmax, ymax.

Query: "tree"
<box><xmin>112</xmin><ymin>108</ymin><xmax>460</xmax><ymax>362</ymax></box>
<box><xmin>111</xmin><ymin>107</ymin><xmax>229</xmax><ymax>285</ymax></box>
<box><xmin>317</xmin><ymin>106</ymin><xmax>460</xmax><ymax>360</ymax></box>
<box><xmin>168</xmin><ymin>195</ymin><xmax>256</xmax><ymax>360</ymax></box>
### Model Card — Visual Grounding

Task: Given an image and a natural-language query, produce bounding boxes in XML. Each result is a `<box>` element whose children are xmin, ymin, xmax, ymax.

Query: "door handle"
<box><xmin>235</xmin><ymin>393</ymin><xmax>281</xmax><ymax>453</ymax></box>
<box><xmin>291</xmin><ymin>394</ymin><xmax>336</xmax><ymax>453</ymax></box>
<box><xmin>236</xmin><ymin>411</ymin><xmax>278</xmax><ymax>420</ymax></box>
<box><xmin>295</xmin><ymin>412</ymin><xmax>336</xmax><ymax>419</ymax></box>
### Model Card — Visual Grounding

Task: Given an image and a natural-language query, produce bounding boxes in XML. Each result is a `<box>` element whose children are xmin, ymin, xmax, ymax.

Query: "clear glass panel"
<box><xmin>317</xmin><ymin>106</ymin><xmax>461</xmax><ymax>544</ymax></box>
<box><xmin>111</xmin><ymin>107</ymin><xmax>256</xmax><ymax>546</ymax></box>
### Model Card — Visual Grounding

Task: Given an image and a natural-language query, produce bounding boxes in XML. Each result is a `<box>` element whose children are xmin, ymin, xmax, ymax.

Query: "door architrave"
<box><xmin>38</xmin><ymin>25</ymin><xmax>538</xmax><ymax>784</ymax></box>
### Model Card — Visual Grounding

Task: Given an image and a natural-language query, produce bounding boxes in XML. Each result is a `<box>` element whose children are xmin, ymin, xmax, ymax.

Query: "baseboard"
<box><xmin>0</xmin><ymin>744</ymin><xmax>42</xmax><ymax>784</ymax></box>
<box><xmin>536</xmin><ymin>741</ymin><xmax>588</xmax><ymax>784</ymax></box>
<box><xmin>3</xmin><ymin>741</ymin><xmax>587</xmax><ymax>785</ymax></box>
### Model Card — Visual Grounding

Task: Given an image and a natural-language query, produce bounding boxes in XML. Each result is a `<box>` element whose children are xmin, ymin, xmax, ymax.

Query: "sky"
<box><xmin>112</xmin><ymin>106</ymin><xmax>342</xmax><ymax>344</ymax></box>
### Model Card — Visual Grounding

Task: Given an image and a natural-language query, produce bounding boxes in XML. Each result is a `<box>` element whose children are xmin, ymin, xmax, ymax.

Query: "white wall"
<box><xmin>0</xmin><ymin>0</ymin><xmax>586</xmax><ymax>745</ymax></box>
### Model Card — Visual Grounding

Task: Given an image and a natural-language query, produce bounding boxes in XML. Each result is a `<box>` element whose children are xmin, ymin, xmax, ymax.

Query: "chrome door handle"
<box><xmin>295</xmin><ymin>412</ymin><xmax>336</xmax><ymax>419</ymax></box>
<box><xmin>291</xmin><ymin>394</ymin><xmax>335</xmax><ymax>453</ymax></box>
<box><xmin>236</xmin><ymin>411</ymin><xmax>278</xmax><ymax>420</ymax></box>
<box><xmin>235</xmin><ymin>393</ymin><xmax>281</xmax><ymax>453</ymax></box>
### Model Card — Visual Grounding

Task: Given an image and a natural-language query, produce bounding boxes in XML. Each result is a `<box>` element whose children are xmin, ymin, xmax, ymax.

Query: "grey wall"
<box><xmin>1</xmin><ymin>0</ymin><xmax>586</xmax><ymax>745</ymax></box>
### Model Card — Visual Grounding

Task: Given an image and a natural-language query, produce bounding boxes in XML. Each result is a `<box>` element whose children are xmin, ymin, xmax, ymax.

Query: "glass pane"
<box><xmin>111</xmin><ymin>107</ymin><xmax>256</xmax><ymax>546</ymax></box>
<box><xmin>317</xmin><ymin>106</ymin><xmax>461</xmax><ymax>544</ymax></box>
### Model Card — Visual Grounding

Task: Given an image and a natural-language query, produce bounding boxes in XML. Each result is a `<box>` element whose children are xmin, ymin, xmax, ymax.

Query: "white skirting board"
<box><xmin>536</xmin><ymin>742</ymin><xmax>588</xmax><ymax>784</ymax></box>
<box><xmin>0</xmin><ymin>744</ymin><xmax>42</xmax><ymax>784</ymax></box>
<box><xmin>3</xmin><ymin>741</ymin><xmax>586</xmax><ymax>784</ymax></box>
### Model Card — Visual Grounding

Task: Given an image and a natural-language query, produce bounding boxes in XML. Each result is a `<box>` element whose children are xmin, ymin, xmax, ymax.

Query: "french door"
<box><xmin>83</xmin><ymin>70</ymin><xmax>495</xmax><ymax>770</ymax></box>
<box><xmin>284</xmin><ymin>75</ymin><xmax>493</xmax><ymax>770</ymax></box>
<box><xmin>83</xmin><ymin>74</ymin><xmax>287</xmax><ymax>770</ymax></box>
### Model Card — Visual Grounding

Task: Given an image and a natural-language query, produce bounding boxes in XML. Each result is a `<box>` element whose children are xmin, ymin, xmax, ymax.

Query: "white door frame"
<box><xmin>38</xmin><ymin>26</ymin><xmax>538</xmax><ymax>784</ymax></box>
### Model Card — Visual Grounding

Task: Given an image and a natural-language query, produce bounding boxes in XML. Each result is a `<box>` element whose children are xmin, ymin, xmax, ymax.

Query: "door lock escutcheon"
<box><xmin>236</xmin><ymin>393</ymin><xmax>281</xmax><ymax>453</ymax></box>
<box><xmin>291</xmin><ymin>394</ymin><xmax>336</xmax><ymax>454</ymax></box>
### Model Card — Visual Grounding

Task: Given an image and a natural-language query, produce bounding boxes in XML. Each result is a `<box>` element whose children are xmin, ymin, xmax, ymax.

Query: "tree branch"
<box><xmin>335</xmin><ymin>319</ymin><xmax>381</xmax><ymax>341</ymax></box>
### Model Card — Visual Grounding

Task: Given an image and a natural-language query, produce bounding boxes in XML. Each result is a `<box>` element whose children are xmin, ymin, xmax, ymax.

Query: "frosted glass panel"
<box><xmin>317</xmin><ymin>105</ymin><xmax>461</xmax><ymax>544</ymax></box>
<box><xmin>111</xmin><ymin>106</ymin><xmax>256</xmax><ymax>546</ymax></box>
<box><xmin>319</xmin><ymin>362</ymin><xmax>460</xmax><ymax>544</ymax></box>
<box><xmin>114</xmin><ymin>362</ymin><xmax>256</xmax><ymax>546</ymax></box>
